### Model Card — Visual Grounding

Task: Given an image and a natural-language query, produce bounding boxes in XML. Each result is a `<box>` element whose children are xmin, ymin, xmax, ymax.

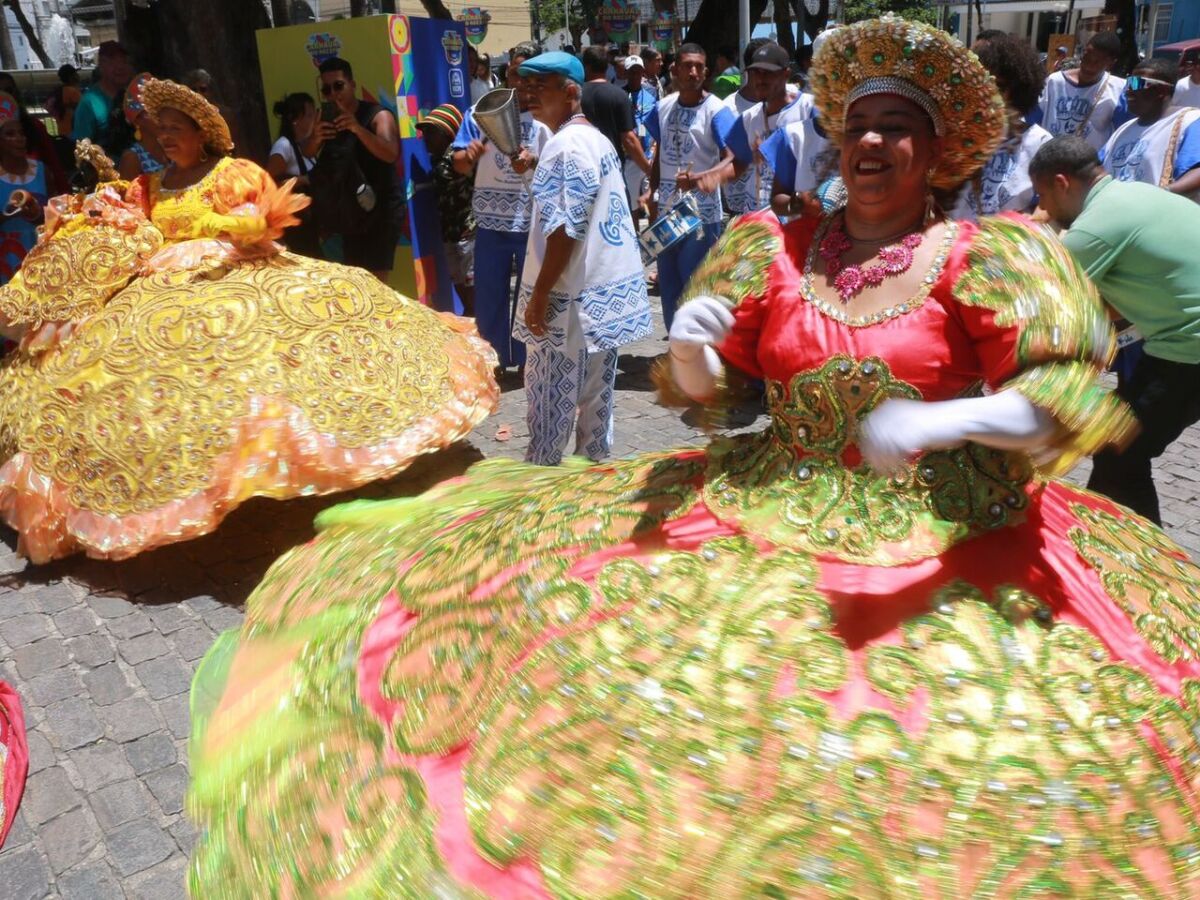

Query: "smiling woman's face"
<box><xmin>840</xmin><ymin>93</ymin><xmax>942</xmax><ymax>214</ymax></box>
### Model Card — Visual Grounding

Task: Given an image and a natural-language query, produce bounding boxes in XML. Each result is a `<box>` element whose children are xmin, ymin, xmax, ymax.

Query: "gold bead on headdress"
<box><xmin>809</xmin><ymin>15</ymin><xmax>1006</xmax><ymax>189</ymax></box>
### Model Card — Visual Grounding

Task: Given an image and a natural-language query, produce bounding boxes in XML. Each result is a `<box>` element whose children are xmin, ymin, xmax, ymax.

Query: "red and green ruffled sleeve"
<box><xmin>952</xmin><ymin>214</ymin><xmax>1136</xmax><ymax>475</ymax></box>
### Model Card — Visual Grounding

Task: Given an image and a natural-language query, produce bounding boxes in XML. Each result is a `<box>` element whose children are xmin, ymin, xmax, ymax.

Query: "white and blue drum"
<box><xmin>639</xmin><ymin>193</ymin><xmax>702</xmax><ymax>262</ymax></box>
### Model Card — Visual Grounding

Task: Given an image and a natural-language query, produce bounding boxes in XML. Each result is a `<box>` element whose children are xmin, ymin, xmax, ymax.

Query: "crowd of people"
<box><xmin>2</xmin><ymin>15</ymin><xmax>1200</xmax><ymax>897</ymax></box>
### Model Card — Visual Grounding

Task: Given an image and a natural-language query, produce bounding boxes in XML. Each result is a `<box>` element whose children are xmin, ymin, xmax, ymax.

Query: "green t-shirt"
<box><xmin>1062</xmin><ymin>176</ymin><xmax>1200</xmax><ymax>363</ymax></box>
<box><xmin>71</xmin><ymin>84</ymin><xmax>113</xmax><ymax>146</ymax></box>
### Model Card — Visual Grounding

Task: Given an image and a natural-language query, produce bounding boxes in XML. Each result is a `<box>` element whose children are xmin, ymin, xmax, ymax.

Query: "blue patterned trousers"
<box><xmin>524</xmin><ymin>345</ymin><xmax>619</xmax><ymax>466</ymax></box>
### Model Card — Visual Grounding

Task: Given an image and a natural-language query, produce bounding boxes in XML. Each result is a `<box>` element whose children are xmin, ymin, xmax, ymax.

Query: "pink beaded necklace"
<box><xmin>818</xmin><ymin>217</ymin><xmax>924</xmax><ymax>303</ymax></box>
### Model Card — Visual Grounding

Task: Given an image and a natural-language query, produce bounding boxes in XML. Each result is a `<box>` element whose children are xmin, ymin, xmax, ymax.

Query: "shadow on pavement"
<box><xmin>0</xmin><ymin>442</ymin><xmax>484</xmax><ymax>607</ymax></box>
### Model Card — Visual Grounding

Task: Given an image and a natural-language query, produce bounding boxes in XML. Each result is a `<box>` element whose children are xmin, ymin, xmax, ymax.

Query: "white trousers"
<box><xmin>525</xmin><ymin>345</ymin><xmax>619</xmax><ymax>466</ymax></box>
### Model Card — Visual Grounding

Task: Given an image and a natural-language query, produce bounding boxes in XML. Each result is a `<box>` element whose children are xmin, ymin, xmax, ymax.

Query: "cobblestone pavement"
<box><xmin>1</xmin><ymin>321</ymin><xmax>1198</xmax><ymax>898</ymax></box>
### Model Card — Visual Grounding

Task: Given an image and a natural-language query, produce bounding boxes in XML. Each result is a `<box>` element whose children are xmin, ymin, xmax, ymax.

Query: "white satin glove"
<box><xmin>668</xmin><ymin>295</ymin><xmax>734</xmax><ymax>401</ymax></box>
<box><xmin>858</xmin><ymin>390</ymin><xmax>1059</xmax><ymax>475</ymax></box>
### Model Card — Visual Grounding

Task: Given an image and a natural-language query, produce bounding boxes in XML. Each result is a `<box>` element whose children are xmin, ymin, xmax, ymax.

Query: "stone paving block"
<box><xmin>180</xmin><ymin>593</ymin><xmax>223</xmax><ymax>614</ymax></box>
<box><xmin>52</xmin><ymin>606</ymin><xmax>98</xmax><ymax>638</ymax></box>
<box><xmin>57</xmin><ymin>860</ymin><xmax>124</xmax><ymax>900</ymax></box>
<box><xmin>168</xmin><ymin>815</ymin><xmax>197</xmax><ymax>855</ymax></box>
<box><xmin>22</xmin><ymin>765</ymin><xmax>82</xmax><ymax>825</ymax></box>
<box><xmin>89</xmin><ymin>778</ymin><xmax>155</xmax><ymax>830</ymax></box>
<box><xmin>145</xmin><ymin>603</ymin><xmax>195</xmax><ymax>634</ymax></box>
<box><xmin>69</xmin><ymin>741</ymin><xmax>136</xmax><ymax>793</ymax></box>
<box><xmin>25</xmin><ymin>667</ymin><xmax>85</xmax><ymax>706</ymax></box>
<box><xmin>35</xmin><ymin>581</ymin><xmax>83</xmax><ymax>614</ymax></box>
<box><xmin>24</xmin><ymin>729</ymin><xmax>54</xmax><ymax>773</ymax></box>
<box><xmin>127</xmin><ymin>855</ymin><xmax>188</xmax><ymax>900</ymax></box>
<box><xmin>0</xmin><ymin>592</ymin><xmax>35</xmax><ymax>620</ymax></box>
<box><xmin>86</xmin><ymin>593</ymin><xmax>136</xmax><ymax>619</ymax></box>
<box><xmin>65</xmin><ymin>633</ymin><xmax>116</xmax><ymax>668</ymax></box>
<box><xmin>144</xmin><ymin>763</ymin><xmax>188</xmax><ymax>816</ymax></box>
<box><xmin>3</xmin><ymin>807</ymin><xmax>33</xmax><ymax>847</ymax></box>
<box><xmin>0</xmin><ymin>612</ymin><xmax>51</xmax><ymax>646</ymax></box>
<box><xmin>106</xmin><ymin>819</ymin><xmax>176</xmax><ymax>877</ymax></box>
<box><xmin>158</xmin><ymin>693</ymin><xmax>191</xmax><ymax>740</ymax></box>
<box><xmin>135</xmin><ymin>655</ymin><xmax>192</xmax><ymax>701</ymax></box>
<box><xmin>99</xmin><ymin>697</ymin><xmax>161</xmax><ymax>743</ymax></box>
<box><xmin>43</xmin><ymin>696</ymin><xmax>104</xmax><ymax>750</ymax></box>
<box><xmin>82</xmin><ymin>663</ymin><xmax>134</xmax><ymax>706</ymax></box>
<box><xmin>41</xmin><ymin>805</ymin><xmax>102</xmax><ymax>874</ymax></box>
<box><xmin>12</xmin><ymin>638</ymin><xmax>69</xmax><ymax>679</ymax></box>
<box><xmin>125</xmin><ymin>732</ymin><xmax>177</xmax><ymax>775</ymax></box>
<box><xmin>117</xmin><ymin>631</ymin><xmax>170</xmax><ymax>665</ymax></box>
<box><xmin>106</xmin><ymin>609</ymin><xmax>153</xmax><ymax>641</ymax></box>
<box><xmin>201</xmin><ymin>604</ymin><xmax>244</xmax><ymax>633</ymax></box>
<box><xmin>0</xmin><ymin>844</ymin><xmax>52</xmax><ymax>900</ymax></box>
<box><xmin>169</xmin><ymin>623</ymin><xmax>216</xmax><ymax>662</ymax></box>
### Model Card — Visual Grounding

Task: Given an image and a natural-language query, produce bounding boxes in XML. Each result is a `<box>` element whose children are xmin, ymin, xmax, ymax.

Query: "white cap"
<box><xmin>623</xmin><ymin>55</ymin><xmax>645</xmax><ymax>70</ymax></box>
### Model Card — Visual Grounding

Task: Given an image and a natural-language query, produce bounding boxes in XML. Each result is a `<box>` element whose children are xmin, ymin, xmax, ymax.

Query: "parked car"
<box><xmin>1153</xmin><ymin>38</ymin><xmax>1200</xmax><ymax>79</ymax></box>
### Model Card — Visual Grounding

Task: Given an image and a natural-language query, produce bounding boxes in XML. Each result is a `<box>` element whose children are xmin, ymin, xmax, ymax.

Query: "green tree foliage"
<box><xmin>841</xmin><ymin>0</ymin><xmax>937</xmax><ymax>26</ymax></box>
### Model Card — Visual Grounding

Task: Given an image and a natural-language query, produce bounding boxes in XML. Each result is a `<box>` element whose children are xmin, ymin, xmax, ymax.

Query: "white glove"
<box><xmin>858</xmin><ymin>390</ymin><xmax>1059</xmax><ymax>475</ymax></box>
<box><xmin>668</xmin><ymin>295</ymin><xmax>733</xmax><ymax>401</ymax></box>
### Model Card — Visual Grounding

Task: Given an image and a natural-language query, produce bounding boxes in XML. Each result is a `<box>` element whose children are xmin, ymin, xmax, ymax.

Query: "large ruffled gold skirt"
<box><xmin>0</xmin><ymin>252</ymin><xmax>498</xmax><ymax>561</ymax></box>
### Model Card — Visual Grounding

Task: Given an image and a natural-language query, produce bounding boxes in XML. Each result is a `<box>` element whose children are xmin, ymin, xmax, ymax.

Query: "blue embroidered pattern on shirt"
<box><xmin>474</xmin><ymin>187</ymin><xmax>533</xmax><ymax>232</ymax></box>
<box><xmin>533</xmin><ymin>154</ymin><xmax>600</xmax><ymax>239</ymax></box>
<box><xmin>599</xmin><ymin>191</ymin><xmax>637</xmax><ymax>246</ymax></box>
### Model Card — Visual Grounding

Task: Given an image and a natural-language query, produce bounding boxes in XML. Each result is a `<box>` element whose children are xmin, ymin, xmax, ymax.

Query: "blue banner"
<box><xmin>394</xmin><ymin>15</ymin><xmax>470</xmax><ymax>312</ymax></box>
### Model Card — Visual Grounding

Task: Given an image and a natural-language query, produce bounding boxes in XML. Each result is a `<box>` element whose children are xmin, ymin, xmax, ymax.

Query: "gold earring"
<box><xmin>924</xmin><ymin>167</ymin><xmax>937</xmax><ymax>225</ymax></box>
<box><xmin>199</xmin><ymin>148</ymin><xmax>209</xmax><ymax>163</ymax></box>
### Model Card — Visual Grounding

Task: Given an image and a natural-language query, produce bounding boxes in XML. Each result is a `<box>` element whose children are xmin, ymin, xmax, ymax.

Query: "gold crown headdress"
<box><xmin>809</xmin><ymin>15</ymin><xmax>1006</xmax><ymax>189</ymax></box>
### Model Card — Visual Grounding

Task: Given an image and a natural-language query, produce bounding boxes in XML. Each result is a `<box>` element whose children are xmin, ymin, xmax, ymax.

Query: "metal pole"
<box><xmin>738</xmin><ymin>0</ymin><xmax>750</xmax><ymax>55</ymax></box>
<box><xmin>564</xmin><ymin>0</ymin><xmax>568</xmax><ymax>44</ymax></box>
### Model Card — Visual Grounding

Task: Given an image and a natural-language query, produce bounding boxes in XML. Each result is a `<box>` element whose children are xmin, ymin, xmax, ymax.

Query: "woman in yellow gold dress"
<box><xmin>0</xmin><ymin>80</ymin><xmax>498</xmax><ymax>562</ymax></box>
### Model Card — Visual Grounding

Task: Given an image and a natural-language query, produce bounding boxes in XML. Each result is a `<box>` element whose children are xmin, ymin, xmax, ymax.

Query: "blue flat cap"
<box><xmin>517</xmin><ymin>51</ymin><xmax>584</xmax><ymax>85</ymax></box>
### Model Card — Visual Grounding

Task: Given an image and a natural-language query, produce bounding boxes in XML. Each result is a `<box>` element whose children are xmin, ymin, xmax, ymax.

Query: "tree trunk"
<box><xmin>4</xmin><ymin>0</ymin><xmax>50</xmax><ymax>68</ymax></box>
<box><xmin>801</xmin><ymin>0</ymin><xmax>828</xmax><ymax>39</ymax></box>
<box><xmin>1103</xmin><ymin>0</ymin><xmax>1138</xmax><ymax>75</ymax></box>
<box><xmin>416</xmin><ymin>0</ymin><xmax>454</xmax><ymax>18</ymax></box>
<box><xmin>118</xmin><ymin>0</ymin><xmax>272</xmax><ymax>163</ymax></box>
<box><xmin>684</xmin><ymin>0</ymin><xmax>769</xmax><ymax>58</ymax></box>
<box><xmin>270</xmin><ymin>0</ymin><xmax>290</xmax><ymax>26</ymax></box>
<box><xmin>773</xmin><ymin>0</ymin><xmax>795</xmax><ymax>56</ymax></box>
<box><xmin>0</xmin><ymin>5</ymin><xmax>16</xmax><ymax>71</ymax></box>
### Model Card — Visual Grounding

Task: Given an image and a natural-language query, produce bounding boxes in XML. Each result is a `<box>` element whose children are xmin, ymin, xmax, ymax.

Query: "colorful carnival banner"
<box><xmin>457</xmin><ymin>7</ymin><xmax>491</xmax><ymax>46</ymax></box>
<box><xmin>256</xmin><ymin>16</ymin><xmax>470</xmax><ymax>310</ymax></box>
<box><xmin>596</xmin><ymin>0</ymin><xmax>639</xmax><ymax>43</ymax></box>
<box><xmin>652</xmin><ymin>11</ymin><xmax>674</xmax><ymax>51</ymax></box>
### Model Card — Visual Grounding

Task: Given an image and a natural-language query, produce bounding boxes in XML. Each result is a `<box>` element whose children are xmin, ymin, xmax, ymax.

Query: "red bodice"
<box><xmin>719</xmin><ymin>214</ymin><xmax>1021</xmax><ymax>401</ymax></box>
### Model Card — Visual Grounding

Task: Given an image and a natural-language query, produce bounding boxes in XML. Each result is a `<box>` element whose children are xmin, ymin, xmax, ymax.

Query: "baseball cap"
<box><xmin>747</xmin><ymin>42</ymin><xmax>789</xmax><ymax>72</ymax></box>
<box><xmin>417</xmin><ymin>103</ymin><xmax>463</xmax><ymax>139</ymax></box>
<box><xmin>518</xmin><ymin>50</ymin><xmax>585</xmax><ymax>86</ymax></box>
<box><xmin>624</xmin><ymin>55</ymin><xmax>645</xmax><ymax>70</ymax></box>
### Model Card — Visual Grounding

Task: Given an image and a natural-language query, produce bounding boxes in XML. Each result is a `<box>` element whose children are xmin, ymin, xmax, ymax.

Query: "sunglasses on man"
<box><xmin>1125</xmin><ymin>75</ymin><xmax>1172</xmax><ymax>92</ymax></box>
<box><xmin>320</xmin><ymin>80</ymin><xmax>348</xmax><ymax>96</ymax></box>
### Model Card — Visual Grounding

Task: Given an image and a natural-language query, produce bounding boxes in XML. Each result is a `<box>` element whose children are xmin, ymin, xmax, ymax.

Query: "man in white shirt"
<box><xmin>646</xmin><ymin>43</ymin><xmax>737</xmax><ymax>330</ymax></box>
<box><xmin>765</xmin><ymin>116</ymin><xmax>833</xmax><ymax>217</ymax></box>
<box><xmin>723</xmin><ymin>41</ymin><xmax>811</xmax><ymax>216</ymax></box>
<box><xmin>452</xmin><ymin>43</ymin><xmax>552</xmax><ymax>372</ymax></box>
<box><xmin>1038</xmin><ymin>31</ymin><xmax>1126</xmax><ymax>151</ymax></box>
<box><xmin>1101</xmin><ymin>58</ymin><xmax>1200</xmax><ymax>197</ymax></box>
<box><xmin>1175</xmin><ymin>48</ymin><xmax>1200</xmax><ymax>109</ymax></box>
<box><xmin>723</xmin><ymin>38</ymin><xmax>772</xmax><ymax>118</ymax></box>
<box><xmin>514</xmin><ymin>52</ymin><xmax>652</xmax><ymax>465</ymax></box>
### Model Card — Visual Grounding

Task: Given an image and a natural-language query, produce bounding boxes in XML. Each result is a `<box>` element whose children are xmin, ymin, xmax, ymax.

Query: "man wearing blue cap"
<box><xmin>513</xmin><ymin>51</ymin><xmax>652</xmax><ymax>466</ymax></box>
